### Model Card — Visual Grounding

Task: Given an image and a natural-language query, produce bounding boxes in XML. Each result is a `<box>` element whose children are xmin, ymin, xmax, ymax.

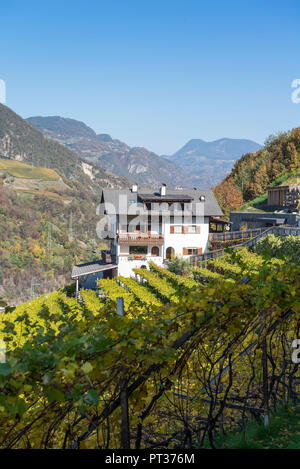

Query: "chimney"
<box><xmin>160</xmin><ymin>183</ymin><xmax>166</xmax><ymax>196</ymax></box>
<box><xmin>131</xmin><ymin>183</ymin><xmax>138</xmax><ymax>193</ymax></box>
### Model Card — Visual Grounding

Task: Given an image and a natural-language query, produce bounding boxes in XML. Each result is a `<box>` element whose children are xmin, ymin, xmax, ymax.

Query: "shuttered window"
<box><xmin>170</xmin><ymin>225</ymin><xmax>183</xmax><ymax>234</ymax></box>
<box><xmin>171</xmin><ymin>225</ymin><xmax>201</xmax><ymax>234</ymax></box>
<box><xmin>187</xmin><ymin>225</ymin><xmax>201</xmax><ymax>234</ymax></box>
<box><xmin>183</xmin><ymin>247</ymin><xmax>203</xmax><ymax>255</ymax></box>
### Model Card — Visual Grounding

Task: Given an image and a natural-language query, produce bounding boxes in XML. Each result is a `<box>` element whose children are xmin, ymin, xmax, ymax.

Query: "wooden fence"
<box><xmin>191</xmin><ymin>225</ymin><xmax>300</xmax><ymax>265</ymax></box>
<box><xmin>208</xmin><ymin>228</ymin><xmax>264</xmax><ymax>242</ymax></box>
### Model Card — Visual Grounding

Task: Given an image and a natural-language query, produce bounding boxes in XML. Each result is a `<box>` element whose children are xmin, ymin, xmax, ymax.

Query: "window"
<box><xmin>166</xmin><ymin>247</ymin><xmax>175</xmax><ymax>260</ymax></box>
<box><xmin>151</xmin><ymin>246</ymin><xmax>160</xmax><ymax>256</ymax></box>
<box><xmin>187</xmin><ymin>248</ymin><xmax>198</xmax><ymax>255</ymax></box>
<box><xmin>161</xmin><ymin>202</ymin><xmax>169</xmax><ymax>211</ymax></box>
<box><xmin>183</xmin><ymin>248</ymin><xmax>201</xmax><ymax>255</ymax></box>
<box><xmin>180</xmin><ymin>225</ymin><xmax>200</xmax><ymax>234</ymax></box>
<box><xmin>129</xmin><ymin>246</ymin><xmax>147</xmax><ymax>255</ymax></box>
<box><xmin>173</xmin><ymin>225</ymin><xmax>182</xmax><ymax>233</ymax></box>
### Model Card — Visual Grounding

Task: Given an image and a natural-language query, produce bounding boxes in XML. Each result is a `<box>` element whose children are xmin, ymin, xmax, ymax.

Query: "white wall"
<box><xmin>117</xmin><ymin>242</ymin><xmax>164</xmax><ymax>276</ymax></box>
<box><xmin>117</xmin><ymin>255</ymin><xmax>164</xmax><ymax>276</ymax></box>
<box><xmin>163</xmin><ymin>216</ymin><xmax>209</xmax><ymax>257</ymax></box>
<box><xmin>113</xmin><ymin>215</ymin><xmax>210</xmax><ymax>277</ymax></box>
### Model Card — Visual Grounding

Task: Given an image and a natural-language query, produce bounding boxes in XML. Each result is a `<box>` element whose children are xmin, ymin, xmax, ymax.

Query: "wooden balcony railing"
<box><xmin>118</xmin><ymin>232</ymin><xmax>164</xmax><ymax>244</ymax></box>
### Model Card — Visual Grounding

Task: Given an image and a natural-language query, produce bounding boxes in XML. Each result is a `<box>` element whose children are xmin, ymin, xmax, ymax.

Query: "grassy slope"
<box><xmin>214</xmin><ymin>405</ymin><xmax>300</xmax><ymax>449</ymax></box>
<box><xmin>0</xmin><ymin>158</ymin><xmax>59</xmax><ymax>180</ymax></box>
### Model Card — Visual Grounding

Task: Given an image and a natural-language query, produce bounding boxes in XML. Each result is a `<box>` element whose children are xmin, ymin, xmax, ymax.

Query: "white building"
<box><xmin>97</xmin><ymin>184</ymin><xmax>223</xmax><ymax>277</ymax></box>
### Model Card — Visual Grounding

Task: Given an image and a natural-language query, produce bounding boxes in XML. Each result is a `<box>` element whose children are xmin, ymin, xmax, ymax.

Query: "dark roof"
<box><xmin>256</xmin><ymin>217</ymin><xmax>285</xmax><ymax>224</ymax></box>
<box><xmin>210</xmin><ymin>216</ymin><xmax>232</xmax><ymax>224</ymax></box>
<box><xmin>139</xmin><ymin>193</ymin><xmax>193</xmax><ymax>202</ymax></box>
<box><xmin>99</xmin><ymin>188</ymin><xmax>223</xmax><ymax>217</ymax></box>
<box><xmin>268</xmin><ymin>184</ymin><xmax>300</xmax><ymax>190</ymax></box>
<box><xmin>71</xmin><ymin>260</ymin><xmax>117</xmax><ymax>279</ymax></box>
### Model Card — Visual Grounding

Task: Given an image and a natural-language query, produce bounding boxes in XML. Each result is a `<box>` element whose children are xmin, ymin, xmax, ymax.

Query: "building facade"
<box><xmin>267</xmin><ymin>184</ymin><xmax>300</xmax><ymax>207</ymax></box>
<box><xmin>229</xmin><ymin>211</ymin><xmax>298</xmax><ymax>231</ymax></box>
<box><xmin>99</xmin><ymin>184</ymin><xmax>223</xmax><ymax>277</ymax></box>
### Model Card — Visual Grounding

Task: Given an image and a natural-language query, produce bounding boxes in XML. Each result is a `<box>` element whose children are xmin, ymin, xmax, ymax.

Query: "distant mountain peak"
<box><xmin>165</xmin><ymin>137</ymin><xmax>261</xmax><ymax>189</ymax></box>
<box><xmin>27</xmin><ymin>115</ymin><xmax>97</xmax><ymax>139</ymax></box>
<box><xmin>27</xmin><ymin>115</ymin><xmax>189</xmax><ymax>188</ymax></box>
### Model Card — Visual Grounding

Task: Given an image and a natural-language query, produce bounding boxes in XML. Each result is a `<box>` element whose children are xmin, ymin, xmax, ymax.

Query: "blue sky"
<box><xmin>1</xmin><ymin>0</ymin><xmax>300</xmax><ymax>154</ymax></box>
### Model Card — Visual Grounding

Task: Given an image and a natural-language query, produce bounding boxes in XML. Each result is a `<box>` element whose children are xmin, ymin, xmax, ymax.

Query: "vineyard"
<box><xmin>0</xmin><ymin>238</ymin><xmax>299</xmax><ymax>449</ymax></box>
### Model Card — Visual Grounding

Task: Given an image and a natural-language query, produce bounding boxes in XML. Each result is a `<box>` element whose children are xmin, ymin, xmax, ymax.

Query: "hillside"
<box><xmin>27</xmin><ymin>116</ymin><xmax>189</xmax><ymax>188</ymax></box>
<box><xmin>0</xmin><ymin>106</ymin><xmax>130</xmax><ymax>305</ymax></box>
<box><xmin>0</xmin><ymin>172</ymin><xmax>107</xmax><ymax>304</ymax></box>
<box><xmin>0</xmin><ymin>104</ymin><xmax>128</xmax><ymax>190</ymax></box>
<box><xmin>164</xmin><ymin>137</ymin><xmax>261</xmax><ymax>188</ymax></box>
<box><xmin>0</xmin><ymin>158</ymin><xmax>59</xmax><ymax>180</ymax></box>
<box><xmin>213</xmin><ymin>129</ymin><xmax>300</xmax><ymax>216</ymax></box>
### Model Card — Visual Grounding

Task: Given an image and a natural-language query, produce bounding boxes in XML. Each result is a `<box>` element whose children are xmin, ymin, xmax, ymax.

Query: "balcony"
<box><xmin>118</xmin><ymin>255</ymin><xmax>164</xmax><ymax>263</ymax></box>
<box><xmin>118</xmin><ymin>232</ymin><xmax>164</xmax><ymax>244</ymax></box>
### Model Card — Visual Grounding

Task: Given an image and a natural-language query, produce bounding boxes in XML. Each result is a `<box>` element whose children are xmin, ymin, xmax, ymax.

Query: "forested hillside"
<box><xmin>0</xmin><ymin>104</ymin><xmax>128</xmax><ymax>190</ymax></box>
<box><xmin>0</xmin><ymin>105</ymin><xmax>130</xmax><ymax>305</ymax></box>
<box><xmin>0</xmin><ymin>177</ymin><xmax>106</xmax><ymax>304</ymax></box>
<box><xmin>213</xmin><ymin>128</ymin><xmax>300</xmax><ymax>216</ymax></box>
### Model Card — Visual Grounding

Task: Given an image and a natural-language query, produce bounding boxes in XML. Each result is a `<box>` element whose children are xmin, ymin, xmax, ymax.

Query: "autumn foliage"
<box><xmin>213</xmin><ymin>128</ymin><xmax>300</xmax><ymax>216</ymax></box>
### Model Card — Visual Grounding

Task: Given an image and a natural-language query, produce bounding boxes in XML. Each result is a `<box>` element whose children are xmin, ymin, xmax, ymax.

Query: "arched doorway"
<box><xmin>141</xmin><ymin>265</ymin><xmax>147</xmax><ymax>269</ymax></box>
<box><xmin>151</xmin><ymin>246</ymin><xmax>159</xmax><ymax>257</ymax></box>
<box><xmin>166</xmin><ymin>247</ymin><xmax>175</xmax><ymax>260</ymax></box>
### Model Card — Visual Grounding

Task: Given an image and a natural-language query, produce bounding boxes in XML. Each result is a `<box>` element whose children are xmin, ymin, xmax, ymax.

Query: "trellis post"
<box><xmin>262</xmin><ymin>322</ymin><xmax>269</xmax><ymax>427</ymax></box>
<box><xmin>117</xmin><ymin>297</ymin><xmax>130</xmax><ymax>448</ymax></box>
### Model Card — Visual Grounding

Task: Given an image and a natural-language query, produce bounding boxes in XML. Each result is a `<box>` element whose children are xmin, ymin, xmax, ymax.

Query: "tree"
<box><xmin>213</xmin><ymin>177</ymin><xmax>244</xmax><ymax>218</ymax></box>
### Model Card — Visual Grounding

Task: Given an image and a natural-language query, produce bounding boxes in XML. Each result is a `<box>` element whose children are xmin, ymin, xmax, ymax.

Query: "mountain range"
<box><xmin>0</xmin><ymin>105</ymin><xmax>128</xmax><ymax>191</ymax></box>
<box><xmin>163</xmin><ymin>138</ymin><xmax>261</xmax><ymax>188</ymax></box>
<box><xmin>26</xmin><ymin>116</ymin><xmax>189</xmax><ymax>188</ymax></box>
<box><xmin>26</xmin><ymin>116</ymin><xmax>260</xmax><ymax>189</ymax></box>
